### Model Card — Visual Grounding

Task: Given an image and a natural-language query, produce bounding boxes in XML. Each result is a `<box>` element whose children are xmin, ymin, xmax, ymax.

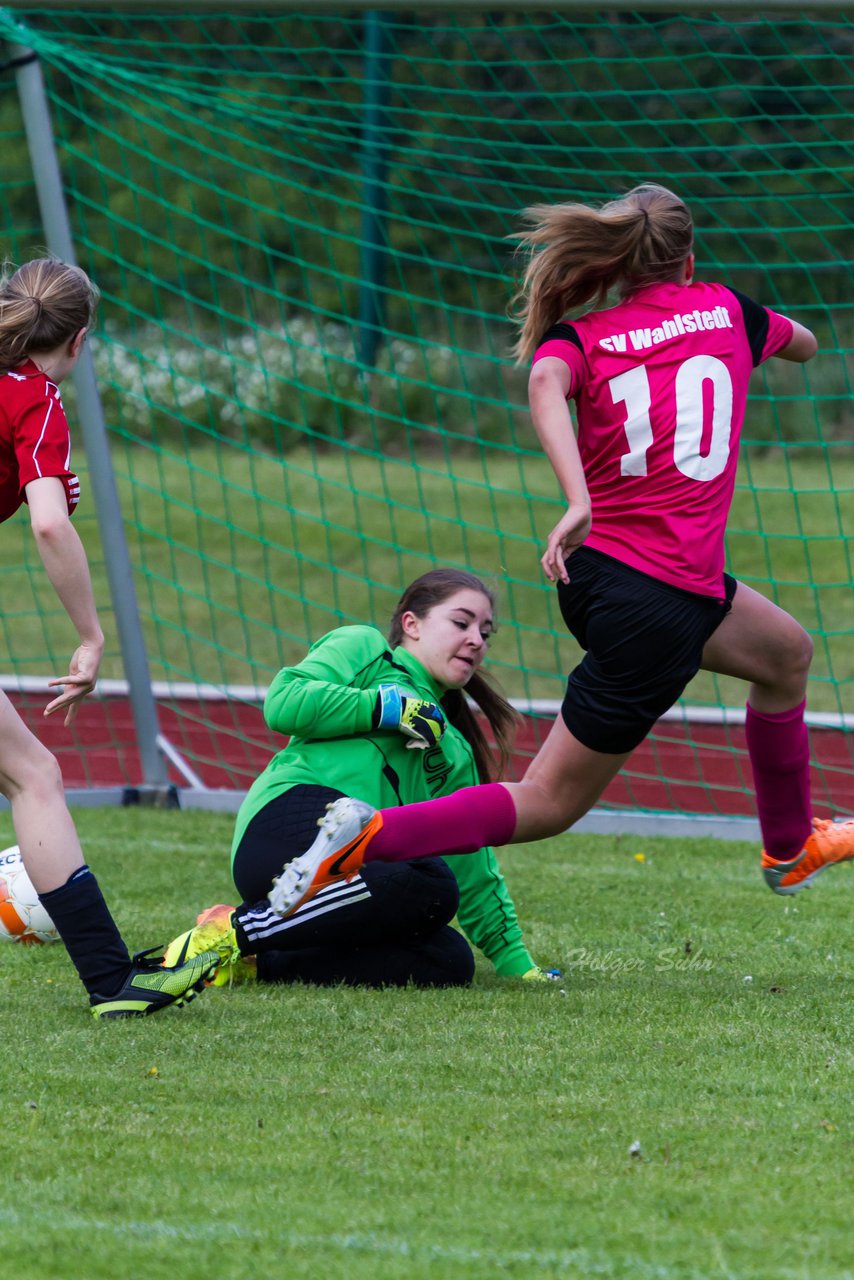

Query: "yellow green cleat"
<box><xmin>90</xmin><ymin>946</ymin><xmax>219</xmax><ymax>1019</ymax></box>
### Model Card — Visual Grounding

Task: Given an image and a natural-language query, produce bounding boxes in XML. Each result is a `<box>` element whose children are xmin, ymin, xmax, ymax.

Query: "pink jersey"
<box><xmin>532</xmin><ymin>280</ymin><xmax>793</xmax><ymax>597</ymax></box>
<box><xmin>0</xmin><ymin>359</ymin><xmax>80</xmax><ymax>523</ymax></box>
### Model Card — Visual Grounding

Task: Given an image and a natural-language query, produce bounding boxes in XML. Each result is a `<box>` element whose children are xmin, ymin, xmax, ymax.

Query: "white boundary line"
<box><xmin>0</xmin><ymin>1208</ymin><xmax>741</xmax><ymax>1279</ymax></box>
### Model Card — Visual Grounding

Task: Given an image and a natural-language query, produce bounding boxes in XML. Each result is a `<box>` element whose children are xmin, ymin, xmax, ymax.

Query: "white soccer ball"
<box><xmin>0</xmin><ymin>845</ymin><xmax>59</xmax><ymax>944</ymax></box>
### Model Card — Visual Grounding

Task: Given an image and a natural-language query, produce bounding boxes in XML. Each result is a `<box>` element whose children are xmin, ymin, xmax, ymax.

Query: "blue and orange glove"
<box><xmin>522</xmin><ymin>966</ymin><xmax>564</xmax><ymax>983</ymax></box>
<box><xmin>373</xmin><ymin>683</ymin><xmax>446</xmax><ymax>750</ymax></box>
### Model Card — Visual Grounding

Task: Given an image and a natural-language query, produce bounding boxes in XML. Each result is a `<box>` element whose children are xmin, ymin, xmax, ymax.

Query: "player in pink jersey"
<box><xmin>0</xmin><ymin>258</ymin><xmax>217</xmax><ymax>1015</ymax></box>
<box><xmin>266</xmin><ymin>183</ymin><xmax>853</xmax><ymax>919</ymax></box>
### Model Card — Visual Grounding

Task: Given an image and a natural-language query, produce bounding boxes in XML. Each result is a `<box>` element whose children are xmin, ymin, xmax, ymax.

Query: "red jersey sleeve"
<box><xmin>12</xmin><ymin>372</ymin><xmax>80</xmax><ymax>514</ymax></box>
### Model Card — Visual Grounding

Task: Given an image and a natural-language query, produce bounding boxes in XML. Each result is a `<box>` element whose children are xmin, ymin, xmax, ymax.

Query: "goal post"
<box><xmin>0</xmin><ymin>5</ymin><xmax>850</xmax><ymax>831</ymax></box>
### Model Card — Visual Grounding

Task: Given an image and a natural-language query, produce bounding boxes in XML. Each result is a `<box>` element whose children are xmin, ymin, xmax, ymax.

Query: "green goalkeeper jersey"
<box><xmin>231</xmin><ymin>624</ymin><xmax>535</xmax><ymax>977</ymax></box>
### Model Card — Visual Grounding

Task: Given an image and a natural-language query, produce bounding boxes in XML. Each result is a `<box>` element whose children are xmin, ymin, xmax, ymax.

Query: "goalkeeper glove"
<box><xmin>373</xmin><ymin>683</ymin><xmax>446</xmax><ymax>750</ymax></box>
<box><xmin>522</xmin><ymin>966</ymin><xmax>563</xmax><ymax>983</ymax></box>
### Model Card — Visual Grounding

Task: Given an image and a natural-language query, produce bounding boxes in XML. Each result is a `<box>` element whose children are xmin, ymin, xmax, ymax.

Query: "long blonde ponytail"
<box><xmin>510</xmin><ymin>183</ymin><xmax>693</xmax><ymax>362</ymax></box>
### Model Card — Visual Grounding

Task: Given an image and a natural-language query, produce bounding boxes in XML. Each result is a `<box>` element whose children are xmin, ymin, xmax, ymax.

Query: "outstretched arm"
<box><xmin>26</xmin><ymin>476</ymin><xmax>104</xmax><ymax>725</ymax></box>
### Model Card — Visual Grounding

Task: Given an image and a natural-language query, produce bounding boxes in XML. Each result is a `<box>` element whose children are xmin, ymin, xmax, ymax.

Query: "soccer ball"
<box><xmin>0</xmin><ymin>846</ymin><xmax>59</xmax><ymax>944</ymax></box>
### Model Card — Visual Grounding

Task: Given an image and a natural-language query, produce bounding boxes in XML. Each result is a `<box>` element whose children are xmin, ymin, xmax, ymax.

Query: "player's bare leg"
<box><xmin>0</xmin><ymin>691</ymin><xmax>86</xmax><ymax>892</ymax></box>
<box><xmin>701</xmin><ymin>580</ymin><xmax>854</xmax><ymax>891</ymax></box>
<box><xmin>501</xmin><ymin>714</ymin><xmax>632</xmax><ymax>843</ymax></box>
<box><xmin>0</xmin><ymin>691</ymin><xmax>219</xmax><ymax>1013</ymax></box>
<box><xmin>700</xmin><ymin>580</ymin><xmax>812</xmax><ymax>713</ymax></box>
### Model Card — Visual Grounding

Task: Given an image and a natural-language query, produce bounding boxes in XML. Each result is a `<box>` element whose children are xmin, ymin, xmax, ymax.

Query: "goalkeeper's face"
<box><xmin>401</xmin><ymin>588</ymin><xmax>494</xmax><ymax>691</ymax></box>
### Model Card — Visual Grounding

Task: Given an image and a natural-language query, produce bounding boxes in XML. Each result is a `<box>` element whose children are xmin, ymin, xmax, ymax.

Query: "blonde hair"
<box><xmin>0</xmin><ymin>258</ymin><xmax>98</xmax><ymax>371</ymax></box>
<box><xmin>510</xmin><ymin>184</ymin><xmax>693</xmax><ymax>362</ymax></box>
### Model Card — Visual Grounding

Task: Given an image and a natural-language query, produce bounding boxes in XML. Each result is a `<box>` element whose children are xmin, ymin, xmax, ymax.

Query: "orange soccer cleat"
<box><xmin>762</xmin><ymin>816</ymin><xmax>854</xmax><ymax>895</ymax></box>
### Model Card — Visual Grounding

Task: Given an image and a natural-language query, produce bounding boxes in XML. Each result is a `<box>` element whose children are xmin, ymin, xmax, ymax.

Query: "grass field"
<box><xmin>0</xmin><ymin>807</ymin><xmax>850</xmax><ymax>1280</ymax></box>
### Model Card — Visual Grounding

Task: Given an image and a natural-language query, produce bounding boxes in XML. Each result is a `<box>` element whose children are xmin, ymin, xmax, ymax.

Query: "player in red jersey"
<box><xmin>0</xmin><ymin>258</ymin><xmax>217</xmax><ymax>1015</ymax></box>
<box><xmin>266</xmin><ymin>184</ymin><xmax>853</xmax><ymax>918</ymax></box>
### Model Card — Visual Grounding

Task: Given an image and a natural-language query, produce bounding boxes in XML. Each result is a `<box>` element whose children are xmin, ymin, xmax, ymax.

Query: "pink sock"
<box><xmin>364</xmin><ymin>783</ymin><xmax>517</xmax><ymax>864</ymax></box>
<box><xmin>744</xmin><ymin>699</ymin><xmax>812</xmax><ymax>861</ymax></box>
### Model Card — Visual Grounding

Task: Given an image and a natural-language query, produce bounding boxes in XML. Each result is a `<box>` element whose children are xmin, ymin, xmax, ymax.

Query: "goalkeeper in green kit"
<box><xmin>165</xmin><ymin>569</ymin><xmax>560</xmax><ymax>988</ymax></box>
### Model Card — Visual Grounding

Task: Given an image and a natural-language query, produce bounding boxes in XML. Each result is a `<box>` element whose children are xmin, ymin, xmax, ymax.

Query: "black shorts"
<box><xmin>233</xmin><ymin>784</ymin><xmax>345</xmax><ymax>902</ymax></box>
<box><xmin>557</xmin><ymin>546</ymin><xmax>737</xmax><ymax>755</ymax></box>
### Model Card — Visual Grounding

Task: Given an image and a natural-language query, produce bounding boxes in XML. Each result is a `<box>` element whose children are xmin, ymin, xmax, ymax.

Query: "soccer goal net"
<box><xmin>0</xmin><ymin>5</ymin><xmax>851</xmax><ymax>829</ymax></box>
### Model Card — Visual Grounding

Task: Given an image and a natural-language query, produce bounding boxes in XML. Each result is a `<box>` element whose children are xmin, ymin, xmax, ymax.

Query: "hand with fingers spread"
<box><xmin>45</xmin><ymin>638</ymin><xmax>103</xmax><ymax>726</ymax></box>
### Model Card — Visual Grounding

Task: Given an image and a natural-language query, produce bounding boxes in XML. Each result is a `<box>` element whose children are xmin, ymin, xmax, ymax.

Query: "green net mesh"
<box><xmin>0</xmin><ymin>8</ymin><xmax>851</xmax><ymax>816</ymax></box>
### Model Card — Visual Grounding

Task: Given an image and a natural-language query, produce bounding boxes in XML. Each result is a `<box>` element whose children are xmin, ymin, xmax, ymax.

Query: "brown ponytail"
<box><xmin>510</xmin><ymin>183</ymin><xmax>693</xmax><ymax>362</ymax></box>
<box><xmin>0</xmin><ymin>258</ymin><xmax>98</xmax><ymax>372</ymax></box>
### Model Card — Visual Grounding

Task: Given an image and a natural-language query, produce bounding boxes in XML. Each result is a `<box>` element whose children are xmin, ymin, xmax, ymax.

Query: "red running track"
<box><xmin>8</xmin><ymin>692</ymin><xmax>853</xmax><ymax>819</ymax></box>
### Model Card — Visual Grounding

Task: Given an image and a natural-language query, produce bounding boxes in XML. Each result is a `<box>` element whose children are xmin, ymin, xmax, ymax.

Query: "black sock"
<box><xmin>39</xmin><ymin>866</ymin><xmax>132</xmax><ymax>1001</ymax></box>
